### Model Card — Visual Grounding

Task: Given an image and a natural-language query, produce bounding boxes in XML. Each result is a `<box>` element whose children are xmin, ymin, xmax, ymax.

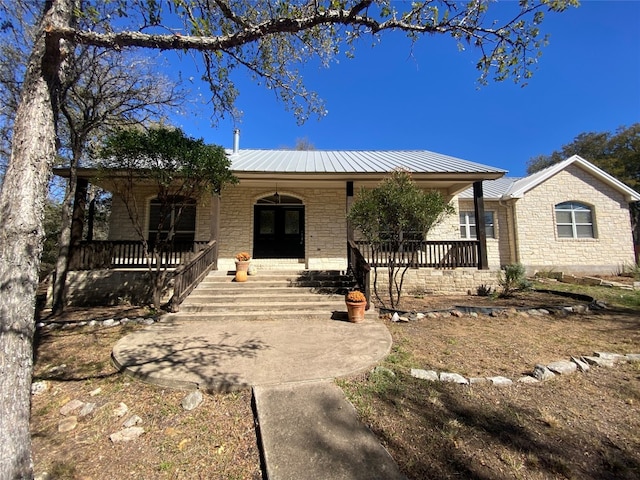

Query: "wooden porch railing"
<box><xmin>353</xmin><ymin>239</ymin><xmax>480</xmax><ymax>268</ymax></box>
<box><xmin>169</xmin><ymin>239</ymin><xmax>218</xmax><ymax>312</ymax></box>
<box><xmin>347</xmin><ymin>240</ymin><xmax>372</xmax><ymax>309</ymax></box>
<box><xmin>69</xmin><ymin>240</ymin><xmax>209</xmax><ymax>270</ymax></box>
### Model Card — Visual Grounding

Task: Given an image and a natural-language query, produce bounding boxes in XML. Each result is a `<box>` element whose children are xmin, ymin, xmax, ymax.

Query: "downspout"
<box><xmin>499</xmin><ymin>196</ymin><xmax>519</xmax><ymax>265</ymax></box>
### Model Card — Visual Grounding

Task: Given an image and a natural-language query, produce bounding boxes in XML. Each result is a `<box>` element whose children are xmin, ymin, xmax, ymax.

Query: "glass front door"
<box><xmin>253</xmin><ymin>205</ymin><xmax>305</xmax><ymax>259</ymax></box>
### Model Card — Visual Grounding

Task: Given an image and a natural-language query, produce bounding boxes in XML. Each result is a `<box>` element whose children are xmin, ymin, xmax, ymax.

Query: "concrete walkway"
<box><xmin>112</xmin><ymin>316</ymin><xmax>406</xmax><ymax>479</ymax></box>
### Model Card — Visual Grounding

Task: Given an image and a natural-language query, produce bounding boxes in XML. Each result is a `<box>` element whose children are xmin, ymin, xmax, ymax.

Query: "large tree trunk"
<box><xmin>0</xmin><ymin>2</ymin><xmax>73</xmax><ymax>478</ymax></box>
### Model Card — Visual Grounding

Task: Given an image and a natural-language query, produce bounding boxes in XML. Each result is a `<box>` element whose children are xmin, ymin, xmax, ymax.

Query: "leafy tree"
<box><xmin>97</xmin><ymin>126</ymin><xmax>237</xmax><ymax>309</ymax></box>
<box><xmin>0</xmin><ymin>1</ymin><xmax>579</xmax><ymax>476</ymax></box>
<box><xmin>348</xmin><ymin>170</ymin><xmax>454</xmax><ymax>308</ymax></box>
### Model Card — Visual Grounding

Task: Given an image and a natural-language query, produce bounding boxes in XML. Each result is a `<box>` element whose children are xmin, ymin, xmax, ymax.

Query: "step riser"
<box><xmin>172</xmin><ymin>270</ymin><xmax>364</xmax><ymax>321</ymax></box>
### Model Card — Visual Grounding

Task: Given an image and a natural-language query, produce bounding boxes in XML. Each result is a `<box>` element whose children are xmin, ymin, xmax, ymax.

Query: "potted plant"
<box><xmin>345</xmin><ymin>290</ymin><xmax>367</xmax><ymax>323</ymax></box>
<box><xmin>235</xmin><ymin>252</ymin><xmax>251</xmax><ymax>282</ymax></box>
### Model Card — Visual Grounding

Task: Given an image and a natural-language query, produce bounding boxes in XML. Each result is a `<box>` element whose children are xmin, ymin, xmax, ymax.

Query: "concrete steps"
<box><xmin>168</xmin><ymin>269</ymin><xmax>375</xmax><ymax>322</ymax></box>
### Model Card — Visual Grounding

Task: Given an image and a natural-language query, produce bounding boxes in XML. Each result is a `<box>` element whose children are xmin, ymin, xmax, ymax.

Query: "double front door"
<box><xmin>253</xmin><ymin>205</ymin><xmax>305</xmax><ymax>259</ymax></box>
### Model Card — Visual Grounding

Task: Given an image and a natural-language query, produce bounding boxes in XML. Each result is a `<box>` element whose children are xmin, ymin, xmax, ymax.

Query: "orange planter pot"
<box><xmin>345</xmin><ymin>301</ymin><xmax>366</xmax><ymax>323</ymax></box>
<box><xmin>235</xmin><ymin>270</ymin><xmax>248</xmax><ymax>282</ymax></box>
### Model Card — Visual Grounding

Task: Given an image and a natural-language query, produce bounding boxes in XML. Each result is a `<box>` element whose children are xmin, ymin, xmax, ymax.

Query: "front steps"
<box><xmin>167</xmin><ymin>270</ymin><xmax>376</xmax><ymax>322</ymax></box>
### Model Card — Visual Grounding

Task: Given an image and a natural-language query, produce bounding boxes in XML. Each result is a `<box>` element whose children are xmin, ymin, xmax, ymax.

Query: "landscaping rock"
<box><xmin>78</xmin><ymin>402</ymin><xmax>96</xmax><ymax>418</ymax></box>
<box><xmin>594</xmin><ymin>352</ymin><xmax>626</xmax><ymax>363</ymax></box>
<box><xmin>450</xmin><ymin>309</ymin><xmax>464</xmax><ymax>318</ymax></box>
<box><xmin>60</xmin><ymin>399</ymin><xmax>85</xmax><ymax>416</ymax></box>
<box><xmin>626</xmin><ymin>354</ymin><xmax>640</xmax><ymax>362</ymax></box>
<box><xmin>110</xmin><ymin>427</ymin><xmax>145</xmax><ymax>443</ymax></box>
<box><xmin>123</xmin><ymin>415</ymin><xmax>143</xmax><ymax>427</ymax></box>
<box><xmin>89</xmin><ymin>387</ymin><xmax>102</xmax><ymax>396</ymax></box>
<box><xmin>533</xmin><ymin>364</ymin><xmax>556</xmax><ymax>381</ymax></box>
<box><xmin>113</xmin><ymin>402</ymin><xmax>129</xmax><ymax>417</ymax></box>
<box><xmin>31</xmin><ymin>380</ymin><xmax>48</xmax><ymax>395</ymax></box>
<box><xmin>182</xmin><ymin>390</ymin><xmax>204</xmax><ymax>411</ymax></box>
<box><xmin>58</xmin><ymin>416</ymin><xmax>78</xmax><ymax>433</ymax></box>
<box><xmin>487</xmin><ymin>376</ymin><xmax>513</xmax><ymax>386</ymax></box>
<box><xmin>410</xmin><ymin>369</ymin><xmax>438</xmax><ymax>381</ymax></box>
<box><xmin>547</xmin><ymin>360</ymin><xmax>577</xmax><ymax>375</ymax></box>
<box><xmin>571</xmin><ymin>356</ymin><xmax>590</xmax><ymax>372</ymax></box>
<box><xmin>469</xmin><ymin>377</ymin><xmax>489</xmax><ymax>385</ymax></box>
<box><xmin>517</xmin><ymin>376</ymin><xmax>540</xmax><ymax>384</ymax></box>
<box><xmin>102</xmin><ymin>318</ymin><xmax>116</xmax><ymax>327</ymax></box>
<box><xmin>583</xmin><ymin>356</ymin><xmax>615</xmax><ymax>368</ymax></box>
<box><xmin>439</xmin><ymin>372</ymin><xmax>468</xmax><ymax>384</ymax></box>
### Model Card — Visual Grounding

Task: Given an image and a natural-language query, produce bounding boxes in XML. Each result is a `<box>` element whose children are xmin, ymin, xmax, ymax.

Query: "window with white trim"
<box><xmin>459</xmin><ymin>211</ymin><xmax>495</xmax><ymax>239</ymax></box>
<box><xmin>555</xmin><ymin>201</ymin><xmax>594</xmax><ymax>238</ymax></box>
<box><xmin>148</xmin><ymin>196</ymin><xmax>196</xmax><ymax>243</ymax></box>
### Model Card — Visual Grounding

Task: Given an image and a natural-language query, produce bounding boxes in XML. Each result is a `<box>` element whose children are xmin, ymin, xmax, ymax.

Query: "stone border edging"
<box><xmin>380</xmin><ymin>289</ymin><xmax>600</xmax><ymax>321</ymax></box>
<box><xmin>409</xmin><ymin>352</ymin><xmax>640</xmax><ymax>387</ymax></box>
<box><xmin>36</xmin><ymin>316</ymin><xmax>159</xmax><ymax>330</ymax></box>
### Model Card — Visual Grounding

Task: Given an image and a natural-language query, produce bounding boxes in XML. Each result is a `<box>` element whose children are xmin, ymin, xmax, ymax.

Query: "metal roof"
<box><xmin>227</xmin><ymin>149</ymin><xmax>506</xmax><ymax>175</ymax></box>
<box><xmin>458</xmin><ymin>176</ymin><xmax>519</xmax><ymax>199</ymax></box>
<box><xmin>459</xmin><ymin>155</ymin><xmax>640</xmax><ymax>203</ymax></box>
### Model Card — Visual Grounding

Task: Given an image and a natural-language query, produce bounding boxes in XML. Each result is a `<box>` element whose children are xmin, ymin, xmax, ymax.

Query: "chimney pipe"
<box><xmin>233</xmin><ymin>128</ymin><xmax>240</xmax><ymax>153</ymax></box>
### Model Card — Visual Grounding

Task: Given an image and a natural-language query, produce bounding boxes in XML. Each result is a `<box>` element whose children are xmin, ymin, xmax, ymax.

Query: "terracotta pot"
<box><xmin>235</xmin><ymin>270</ymin><xmax>248</xmax><ymax>282</ymax></box>
<box><xmin>345</xmin><ymin>301</ymin><xmax>366</xmax><ymax>323</ymax></box>
<box><xmin>235</xmin><ymin>260</ymin><xmax>250</xmax><ymax>272</ymax></box>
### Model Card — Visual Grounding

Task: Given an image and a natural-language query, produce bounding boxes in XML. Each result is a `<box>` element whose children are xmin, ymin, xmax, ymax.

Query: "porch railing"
<box><xmin>347</xmin><ymin>240</ymin><xmax>372</xmax><ymax>309</ymax></box>
<box><xmin>169</xmin><ymin>239</ymin><xmax>218</xmax><ymax>312</ymax></box>
<box><xmin>353</xmin><ymin>239</ymin><xmax>480</xmax><ymax>269</ymax></box>
<box><xmin>69</xmin><ymin>240</ymin><xmax>209</xmax><ymax>270</ymax></box>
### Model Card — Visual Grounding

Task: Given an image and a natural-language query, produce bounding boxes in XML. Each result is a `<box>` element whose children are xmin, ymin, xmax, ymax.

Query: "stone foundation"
<box><xmin>47</xmin><ymin>270</ymin><xmax>173</xmax><ymax>307</ymax></box>
<box><xmin>371</xmin><ymin>267</ymin><xmax>499</xmax><ymax>296</ymax></box>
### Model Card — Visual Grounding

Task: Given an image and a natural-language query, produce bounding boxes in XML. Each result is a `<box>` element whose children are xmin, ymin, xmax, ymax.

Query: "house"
<box><xmin>57</xmin><ymin>134</ymin><xmax>639</xmax><ymax>306</ymax></box>
<box><xmin>457</xmin><ymin>155</ymin><xmax>640</xmax><ymax>275</ymax></box>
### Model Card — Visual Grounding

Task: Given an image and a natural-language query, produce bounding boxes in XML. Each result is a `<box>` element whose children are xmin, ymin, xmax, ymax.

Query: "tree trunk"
<box><xmin>51</xmin><ymin>151</ymin><xmax>80</xmax><ymax>315</ymax></box>
<box><xmin>0</xmin><ymin>2</ymin><xmax>73</xmax><ymax>478</ymax></box>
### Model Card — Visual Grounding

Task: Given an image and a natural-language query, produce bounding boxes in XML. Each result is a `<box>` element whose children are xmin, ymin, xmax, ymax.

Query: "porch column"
<box><xmin>346</xmin><ymin>181</ymin><xmax>354</xmax><ymax>243</ymax></box>
<box><xmin>473</xmin><ymin>181</ymin><xmax>489</xmax><ymax>270</ymax></box>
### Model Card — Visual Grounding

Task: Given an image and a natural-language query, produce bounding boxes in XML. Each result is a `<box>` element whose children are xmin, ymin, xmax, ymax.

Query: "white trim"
<box><xmin>502</xmin><ymin>155</ymin><xmax>640</xmax><ymax>202</ymax></box>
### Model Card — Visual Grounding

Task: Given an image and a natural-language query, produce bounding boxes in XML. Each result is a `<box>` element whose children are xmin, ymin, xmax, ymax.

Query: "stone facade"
<box><xmin>511</xmin><ymin>165</ymin><xmax>636</xmax><ymax>275</ymax></box>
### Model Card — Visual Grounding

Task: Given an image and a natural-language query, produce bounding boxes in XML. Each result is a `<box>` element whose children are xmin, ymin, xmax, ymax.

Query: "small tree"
<box><xmin>97</xmin><ymin>126</ymin><xmax>237</xmax><ymax>309</ymax></box>
<box><xmin>348</xmin><ymin>170</ymin><xmax>454</xmax><ymax>308</ymax></box>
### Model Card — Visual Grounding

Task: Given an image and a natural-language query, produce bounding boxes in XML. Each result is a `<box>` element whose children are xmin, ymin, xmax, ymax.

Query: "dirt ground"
<box><xmin>31</xmin><ymin>287</ymin><xmax>640</xmax><ymax>479</ymax></box>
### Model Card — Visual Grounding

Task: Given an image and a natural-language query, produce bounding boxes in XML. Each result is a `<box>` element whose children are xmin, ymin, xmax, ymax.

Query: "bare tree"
<box><xmin>0</xmin><ymin>1</ymin><xmax>579</xmax><ymax>477</ymax></box>
<box><xmin>51</xmin><ymin>46</ymin><xmax>185</xmax><ymax>314</ymax></box>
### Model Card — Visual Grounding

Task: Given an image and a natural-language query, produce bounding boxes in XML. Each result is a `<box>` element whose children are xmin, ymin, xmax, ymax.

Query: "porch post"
<box><xmin>473</xmin><ymin>181</ymin><xmax>489</xmax><ymax>270</ymax></box>
<box><xmin>346</xmin><ymin>181</ymin><xmax>354</xmax><ymax>270</ymax></box>
<box><xmin>210</xmin><ymin>193</ymin><xmax>221</xmax><ymax>270</ymax></box>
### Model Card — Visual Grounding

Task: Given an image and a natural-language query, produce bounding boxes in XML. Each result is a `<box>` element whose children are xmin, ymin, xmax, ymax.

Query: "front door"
<box><xmin>253</xmin><ymin>205</ymin><xmax>305</xmax><ymax>259</ymax></box>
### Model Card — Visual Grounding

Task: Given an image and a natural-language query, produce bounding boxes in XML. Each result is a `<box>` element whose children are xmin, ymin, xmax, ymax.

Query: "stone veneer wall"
<box><xmin>107</xmin><ymin>186</ymin><xmax>213</xmax><ymax>242</ymax></box>
<box><xmin>457</xmin><ymin>199</ymin><xmax>509</xmax><ymax>269</ymax></box>
<box><xmin>513</xmin><ymin>165</ymin><xmax>636</xmax><ymax>275</ymax></box>
<box><xmin>217</xmin><ymin>184</ymin><xmax>348</xmax><ymax>271</ymax></box>
<box><xmin>372</xmin><ymin>268</ymin><xmax>499</xmax><ymax>296</ymax></box>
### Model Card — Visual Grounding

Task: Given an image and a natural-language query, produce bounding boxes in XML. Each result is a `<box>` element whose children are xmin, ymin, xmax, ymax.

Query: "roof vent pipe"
<box><xmin>233</xmin><ymin>128</ymin><xmax>240</xmax><ymax>153</ymax></box>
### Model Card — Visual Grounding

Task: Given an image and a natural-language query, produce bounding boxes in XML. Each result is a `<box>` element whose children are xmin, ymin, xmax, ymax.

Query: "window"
<box><xmin>459</xmin><ymin>211</ymin><xmax>495</xmax><ymax>239</ymax></box>
<box><xmin>148</xmin><ymin>196</ymin><xmax>196</xmax><ymax>243</ymax></box>
<box><xmin>555</xmin><ymin>202</ymin><xmax>594</xmax><ymax>238</ymax></box>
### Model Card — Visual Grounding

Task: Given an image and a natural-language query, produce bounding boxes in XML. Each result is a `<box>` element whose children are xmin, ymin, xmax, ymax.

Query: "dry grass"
<box><xmin>31</xmin><ymin>286</ymin><xmax>640</xmax><ymax>480</ymax></box>
<box><xmin>31</xmin><ymin>309</ymin><xmax>261</xmax><ymax>480</ymax></box>
<box><xmin>340</xmin><ymin>290</ymin><xmax>640</xmax><ymax>480</ymax></box>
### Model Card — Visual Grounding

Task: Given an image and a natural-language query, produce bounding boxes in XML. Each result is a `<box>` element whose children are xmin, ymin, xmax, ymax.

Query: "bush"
<box><xmin>498</xmin><ymin>263</ymin><xmax>531</xmax><ymax>298</ymax></box>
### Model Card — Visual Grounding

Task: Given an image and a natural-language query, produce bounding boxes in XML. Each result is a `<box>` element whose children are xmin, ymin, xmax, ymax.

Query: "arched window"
<box><xmin>148</xmin><ymin>196</ymin><xmax>196</xmax><ymax>243</ymax></box>
<box><xmin>555</xmin><ymin>201</ymin><xmax>594</xmax><ymax>238</ymax></box>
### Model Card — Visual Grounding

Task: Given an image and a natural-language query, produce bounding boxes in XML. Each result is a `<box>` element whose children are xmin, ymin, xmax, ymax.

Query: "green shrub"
<box><xmin>498</xmin><ymin>263</ymin><xmax>531</xmax><ymax>298</ymax></box>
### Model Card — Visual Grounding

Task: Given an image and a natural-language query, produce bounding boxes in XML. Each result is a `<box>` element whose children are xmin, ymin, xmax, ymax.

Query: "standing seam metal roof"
<box><xmin>227</xmin><ymin>149</ymin><xmax>506</xmax><ymax>174</ymax></box>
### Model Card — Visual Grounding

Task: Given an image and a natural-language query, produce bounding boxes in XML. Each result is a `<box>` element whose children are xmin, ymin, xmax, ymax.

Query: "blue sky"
<box><xmin>170</xmin><ymin>1</ymin><xmax>640</xmax><ymax>178</ymax></box>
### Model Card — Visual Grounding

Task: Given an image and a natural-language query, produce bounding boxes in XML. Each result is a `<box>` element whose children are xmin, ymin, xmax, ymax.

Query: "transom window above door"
<box><xmin>257</xmin><ymin>194</ymin><xmax>302</xmax><ymax>205</ymax></box>
<box><xmin>555</xmin><ymin>201</ymin><xmax>594</xmax><ymax>238</ymax></box>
